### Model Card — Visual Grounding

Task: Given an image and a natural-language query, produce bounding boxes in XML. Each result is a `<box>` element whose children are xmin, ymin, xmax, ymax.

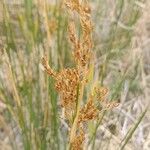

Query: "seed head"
<box><xmin>41</xmin><ymin>57</ymin><xmax>57</xmax><ymax>78</ymax></box>
<box><xmin>55</xmin><ymin>68</ymin><xmax>80</xmax><ymax>109</ymax></box>
<box><xmin>66</xmin><ymin>0</ymin><xmax>93</xmax><ymax>67</ymax></box>
<box><xmin>78</xmin><ymin>97</ymin><xmax>99</xmax><ymax>124</ymax></box>
<box><xmin>71</xmin><ymin>127</ymin><xmax>85</xmax><ymax>150</ymax></box>
<box><xmin>94</xmin><ymin>86</ymin><xmax>108</xmax><ymax>101</ymax></box>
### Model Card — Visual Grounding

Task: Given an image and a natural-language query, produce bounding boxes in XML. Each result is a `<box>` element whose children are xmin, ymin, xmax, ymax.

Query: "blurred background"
<box><xmin>0</xmin><ymin>0</ymin><xmax>150</xmax><ymax>150</ymax></box>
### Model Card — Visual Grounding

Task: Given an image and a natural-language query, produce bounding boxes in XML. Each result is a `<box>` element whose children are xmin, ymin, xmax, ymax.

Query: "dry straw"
<box><xmin>41</xmin><ymin>0</ymin><xmax>119</xmax><ymax>149</ymax></box>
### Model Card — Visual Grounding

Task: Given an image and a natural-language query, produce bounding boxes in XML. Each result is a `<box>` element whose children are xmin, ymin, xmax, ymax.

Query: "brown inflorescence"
<box><xmin>41</xmin><ymin>57</ymin><xmax>57</xmax><ymax>78</ymax></box>
<box><xmin>78</xmin><ymin>97</ymin><xmax>99</xmax><ymax>124</ymax></box>
<box><xmin>71</xmin><ymin>128</ymin><xmax>85</xmax><ymax>150</ymax></box>
<box><xmin>41</xmin><ymin>57</ymin><xmax>80</xmax><ymax>120</ymax></box>
<box><xmin>41</xmin><ymin>0</ymin><xmax>119</xmax><ymax>149</ymax></box>
<box><xmin>55</xmin><ymin>68</ymin><xmax>79</xmax><ymax>108</ymax></box>
<box><xmin>94</xmin><ymin>86</ymin><xmax>109</xmax><ymax>102</ymax></box>
<box><xmin>94</xmin><ymin>86</ymin><xmax>120</xmax><ymax>110</ymax></box>
<box><xmin>41</xmin><ymin>57</ymin><xmax>119</xmax><ymax>149</ymax></box>
<box><xmin>66</xmin><ymin>0</ymin><xmax>93</xmax><ymax>67</ymax></box>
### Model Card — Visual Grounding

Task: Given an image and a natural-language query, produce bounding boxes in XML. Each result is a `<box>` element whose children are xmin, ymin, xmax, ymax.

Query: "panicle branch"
<box><xmin>41</xmin><ymin>1</ymin><xmax>119</xmax><ymax>149</ymax></box>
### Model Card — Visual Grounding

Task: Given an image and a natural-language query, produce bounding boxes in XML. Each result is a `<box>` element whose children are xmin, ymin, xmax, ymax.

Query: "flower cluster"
<box><xmin>78</xmin><ymin>97</ymin><xmax>99</xmax><ymax>124</ymax></box>
<box><xmin>65</xmin><ymin>0</ymin><xmax>93</xmax><ymax>67</ymax></box>
<box><xmin>41</xmin><ymin>0</ymin><xmax>119</xmax><ymax>149</ymax></box>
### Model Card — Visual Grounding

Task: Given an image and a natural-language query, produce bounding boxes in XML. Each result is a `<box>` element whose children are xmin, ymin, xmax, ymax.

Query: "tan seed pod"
<box><xmin>78</xmin><ymin>98</ymin><xmax>99</xmax><ymax>124</ymax></box>
<box><xmin>95</xmin><ymin>86</ymin><xmax>108</xmax><ymax>101</ymax></box>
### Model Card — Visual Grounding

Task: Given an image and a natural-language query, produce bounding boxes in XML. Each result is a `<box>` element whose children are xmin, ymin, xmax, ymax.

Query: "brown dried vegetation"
<box><xmin>41</xmin><ymin>0</ymin><xmax>119</xmax><ymax>149</ymax></box>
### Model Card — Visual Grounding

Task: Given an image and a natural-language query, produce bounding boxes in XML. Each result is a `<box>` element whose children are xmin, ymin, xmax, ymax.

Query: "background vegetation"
<box><xmin>0</xmin><ymin>0</ymin><xmax>149</xmax><ymax>149</ymax></box>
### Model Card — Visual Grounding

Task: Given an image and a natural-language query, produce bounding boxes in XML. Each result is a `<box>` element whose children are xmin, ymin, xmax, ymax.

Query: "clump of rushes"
<box><xmin>41</xmin><ymin>0</ymin><xmax>119</xmax><ymax>149</ymax></box>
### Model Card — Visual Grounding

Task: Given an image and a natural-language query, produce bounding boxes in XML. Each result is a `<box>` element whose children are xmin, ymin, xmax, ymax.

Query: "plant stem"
<box><xmin>69</xmin><ymin>67</ymin><xmax>87</xmax><ymax>146</ymax></box>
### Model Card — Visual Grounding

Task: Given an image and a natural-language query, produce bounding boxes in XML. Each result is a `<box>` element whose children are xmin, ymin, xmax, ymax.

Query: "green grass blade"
<box><xmin>119</xmin><ymin>105</ymin><xmax>149</xmax><ymax>150</ymax></box>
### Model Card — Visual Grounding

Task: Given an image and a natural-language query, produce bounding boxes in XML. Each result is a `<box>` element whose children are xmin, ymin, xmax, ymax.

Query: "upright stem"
<box><xmin>69</xmin><ymin>67</ymin><xmax>87</xmax><ymax>145</ymax></box>
<box><xmin>69</xmin><ymin>83</ymin><xmax>83</xmax><ymax>142</ymax></box>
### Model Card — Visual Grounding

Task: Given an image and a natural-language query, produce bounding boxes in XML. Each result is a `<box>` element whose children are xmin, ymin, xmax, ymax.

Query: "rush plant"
<box><xmin>41</xmin><ymin>0</ymin><xmax>119</xmax><ymax>149</ymax></box>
